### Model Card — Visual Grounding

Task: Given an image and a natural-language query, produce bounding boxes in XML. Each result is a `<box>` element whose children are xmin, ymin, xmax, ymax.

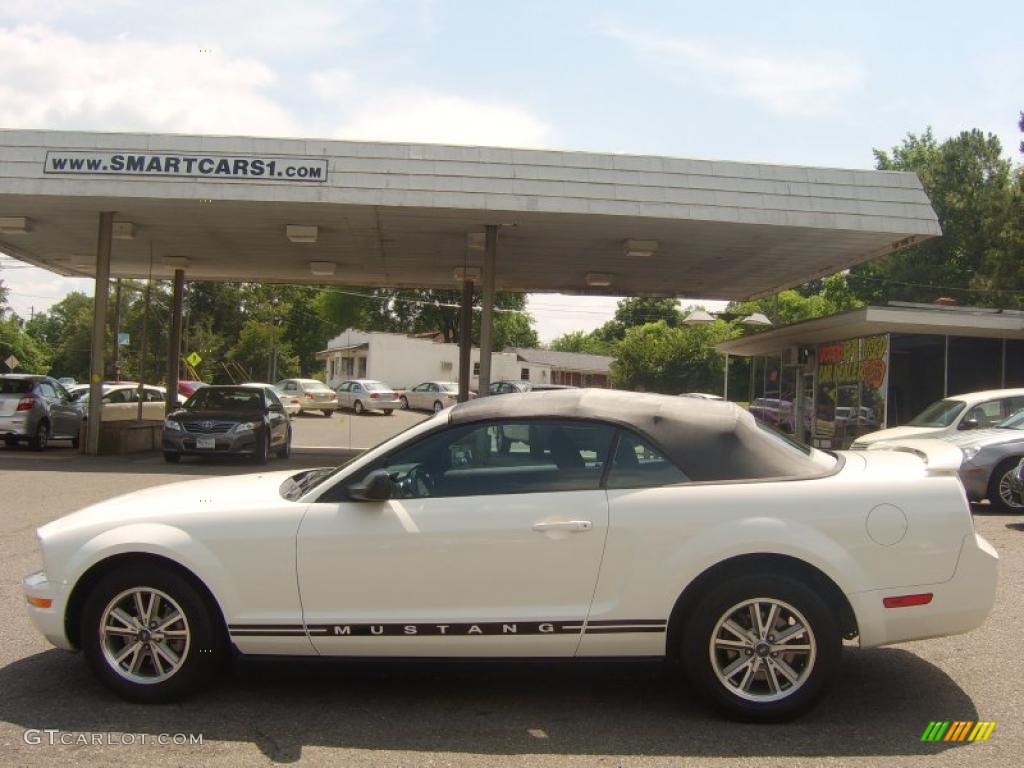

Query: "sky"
<box><xmin>0</xmin><ymin>0</ymin><xmax>1020</xmax><ymax>340</ymax></box>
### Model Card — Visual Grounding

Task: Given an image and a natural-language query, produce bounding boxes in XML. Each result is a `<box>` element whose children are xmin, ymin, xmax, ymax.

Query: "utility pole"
<box><xmin>110</xmin><ymin>279</ymin><xmax>123</xmax><ymax>382</ymax></box>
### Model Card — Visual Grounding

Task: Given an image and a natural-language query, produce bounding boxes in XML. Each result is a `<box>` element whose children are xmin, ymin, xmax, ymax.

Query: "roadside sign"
<box><xmin>186</xmin><ymin>351</ymin><xmax>202</xmax><ymax>367</ymax></box>
<box><xmin>4</xmin><ymin>355</ymin><xmax>18</xmax><ymax>370</ymax></box>
<box><xmin>117</xmin><ymin>332</ymin><xmax>130</xmax><ymax>346</ymax></box>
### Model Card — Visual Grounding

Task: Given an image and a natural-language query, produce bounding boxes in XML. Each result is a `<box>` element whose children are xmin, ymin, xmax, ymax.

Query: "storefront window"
<box><xmin>814</xmin><ymin>334</ymin><xmax>889</xmax><ymax>449</ymax></box>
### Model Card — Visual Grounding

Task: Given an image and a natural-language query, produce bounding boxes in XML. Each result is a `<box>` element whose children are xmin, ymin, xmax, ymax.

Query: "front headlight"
<box><xmin>164</xmin><ymin>419</ymin><xmax>183</xmax><ymax>432</ymax></box>
<box><xmin>232</xmin><ymin>421</ymin><xmax>258</xmax><ymax>433</ymax></box>
<box><xmin>961</xmin><ymin>446</ymin><xmax>981</xmax><ymax>463</ymax></box>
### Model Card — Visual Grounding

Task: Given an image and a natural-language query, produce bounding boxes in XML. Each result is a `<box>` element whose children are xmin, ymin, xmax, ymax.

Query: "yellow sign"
<box><xmin>186</xmin><ymin>351</ymin><xmax>202</xmax><ymax>367</ymax></box>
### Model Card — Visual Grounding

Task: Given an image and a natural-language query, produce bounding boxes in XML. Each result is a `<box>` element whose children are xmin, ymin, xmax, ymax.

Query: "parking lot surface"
<box><xmin>0</xmin><ymin>439</ymin><xmax>1021</xmax><ymax>767</ymax></box>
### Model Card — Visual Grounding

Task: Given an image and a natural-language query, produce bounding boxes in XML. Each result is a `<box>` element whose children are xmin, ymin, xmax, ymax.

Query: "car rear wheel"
<box><xmin>323</xmin><ymin>409</ymin><xmax>333</xmax><ymax>417</ymax></box>
<box><xmin>80</xmin><ymin>564</ymin><xmax>226</xmax><ymax>702</ymax></box>
<box><xmin>681</xmin><ymin>573</ymin><xmax>840</xmax><ymax>721</ymax></box>
<box><xmin>29</xmin><ymin>421</ymin><xmax>49</xmax><ymax>451</ymax></box>
<box><xmin>163</xmin><ymin>452</ymin><xmax>181</xmax><ymax>463</ymax></box>
<box><xmin>988</xmin><ymin>458</ymin><xmax>1024</xmax><ymax>512</ymax></box>
<box><xmin>433</xmin><ymin>400</ymin><xmax>444</xmax><ymax>413</ymax></box>
<box><xmin>400</xmin><ymin>396</ymin><xmax>409</xmax><ymax>410</ymax></box>
<box><xmin>354</xmin><ymin>400</ymin><xmax>364</xmax><ymax>415</ymax></box>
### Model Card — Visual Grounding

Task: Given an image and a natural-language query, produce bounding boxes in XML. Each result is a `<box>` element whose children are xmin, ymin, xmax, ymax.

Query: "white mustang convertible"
<box><xmin>24</xmin><ymin>390</ymin><xmax>998</xmax><ymax>720</ymax></box>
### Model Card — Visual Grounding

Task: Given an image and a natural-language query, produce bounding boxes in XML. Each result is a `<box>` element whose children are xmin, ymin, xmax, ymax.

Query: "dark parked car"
<box><xmin>162</xmin><ymin>385</ymin><xmax>291</xmax><ymax>464</ymax></box>
<box><xmin>488</xmin><ymin>381</ymin><xmax>577</xmax><ymax>395</ymax></box>
<box><xmin>1</xmin><ymin>374</ymin><xmax>83</xmax><ymax>450</ymax></box>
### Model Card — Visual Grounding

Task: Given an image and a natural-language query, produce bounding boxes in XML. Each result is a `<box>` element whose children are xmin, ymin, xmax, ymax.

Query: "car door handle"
<box><xmin>532</xmin><ymin>520</ymin><xmax>593</xmax><ymax>532</ymax></box>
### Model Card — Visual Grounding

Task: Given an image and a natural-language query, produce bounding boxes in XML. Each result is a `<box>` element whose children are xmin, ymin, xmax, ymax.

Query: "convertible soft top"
<box><xmin>449</xmin><ymin>389</ymin><xmax>830</xmax><ymax>482</ymax></box>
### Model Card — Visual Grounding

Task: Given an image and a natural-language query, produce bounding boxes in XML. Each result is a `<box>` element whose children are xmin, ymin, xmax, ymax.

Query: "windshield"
<box><xmin>997</xmin><ymin>410</ymin><xmax>1024</xmax><ymax>430</ymax></box>
<box><xmin>907</xmin><ymin>399</ymin><xmax>966</xmax><ymax>428</ymax></box>
<box><xmin>186</xmin><ymin>388</ymin><xmax>263</xmax><ymax>411</ymax></box>
<box><xmin>363</xmin><ymin>381</ymin><xmax>392</xmax><ymax>392</ymax></box>
<box><xmin>439</xmin><ymin>382</ymin><xmax>458</xmax><ymax>392</ymax></box>
<box><xmin>301</xmin><ymin>381</ymin><xmax>333</xmax><ymax>392</ymax></box>
<box><xmin>0</xmin><ymin>379</ymin><xmax>35</xmax><ymax>395</ymax></box>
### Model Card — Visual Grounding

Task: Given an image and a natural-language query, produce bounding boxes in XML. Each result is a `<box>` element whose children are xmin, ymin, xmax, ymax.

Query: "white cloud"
<box><xmin>309</xmin><ymin>68</ymin><xmax>356</xmax><ymax>101</ymax></box>
<box><xmin>334</xmin><ymin>89</ymin><xmax>551</xmax><ymax>148</ymax></box>
<box><xmin>0</xmin><ymin>25</ymin><xmax>301</xmax><ymax>136</ymax></box>
<box><xmin>604</xmin><ymin>26</ymin><xmax>865</xmax><ymax>117</ymax></box>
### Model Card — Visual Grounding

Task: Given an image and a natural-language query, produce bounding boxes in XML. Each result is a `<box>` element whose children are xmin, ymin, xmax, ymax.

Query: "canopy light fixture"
<box><xmin>112</xmin><ymin>222</ymin><xmax>135</xmax><ymax>240</ymax></box>
<box><xmin>0</xmin><ymin>216</ymin><xmax>31</xmax><ymax>234</ymax></box>
<box><xmin>286</xmin><ymin>224</ymin><xmax>318</xmax><ymax>244</ymax></box>
<box><xmin>683</xmin><ymin>309</ymin><xmax>716</xmax><ymax>325</ymax></box>
<box><xmin>454</xmin><ymin>266</ymin><xmax>481</xmax><ymax>281</ymax></box>
<box><xmin>623</xmin><ymin>239</ymin><xmax>658</xmax><ymax>258</ymax></box>
<box><xmin>162</xmin><ymin>256</ymin><xmax>189</xmax><ymax>269</ymax></box>
<box><xmin>684</xmin><ymin>309</ymin><xmax>774</xmax><ymax>327</ymax></box>
<box><xmin>743</xmin><ymin>312</ymin><xmax>773</xmax><ymax>326</ymax></box>
<box><xmin>585</xmin><ymin>272</ymin><xmax>613</xmax><ymax>288</ymax></box>
<box><xmin>309</xmin><ymin>261</ymin><xmax>337</xmax><ymax>277</ymax></box>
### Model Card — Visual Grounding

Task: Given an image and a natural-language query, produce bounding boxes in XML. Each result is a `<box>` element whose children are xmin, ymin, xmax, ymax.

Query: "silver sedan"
<box><xmin>945</xmin><ymin>409</ymin><xmax>1024</xmax><ymax>511</ymax></box>
<box><xmin>335</xmin><ymin>379</ymin><xmax>401</xmax><ymax>415</ymax></box>
<box><xmin>400</xmin><ymin>381</ymin><xmax>460</xmax><ymax>413</ymax></box>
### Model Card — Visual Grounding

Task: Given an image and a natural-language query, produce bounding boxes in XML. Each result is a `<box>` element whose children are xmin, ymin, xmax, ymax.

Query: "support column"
<box><xmin>458</xmin><ymin>279</ymin><xmax>474</xmax><ymax>402</ymax></box>
<box><xmin>166</xmin><ymin>269</ymin><xmax>185</xmax><ymax>417</ymax></box>
<box><xmin>477</xmin><ymin>224</ymin><xmax>498</xmax><ymax>397</ymax></box>
<box><xmin>86</xmin><ymin>212</ymin><xmax>114</xmax><ymax>455</ymax></box>
<box><xmin>110</xmin><ymin>279</ymin><xmax>123</xmax><ymax>382</ymax></box>
<box><xmin>723</xmin><ymin>353</ymin><xmax>730</xmax><ymax>400</ymax></box>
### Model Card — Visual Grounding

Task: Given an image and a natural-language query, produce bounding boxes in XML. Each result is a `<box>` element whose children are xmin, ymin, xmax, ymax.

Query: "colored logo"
<box><xmin>921</xmin><ymin>721</ymin><xmax>996</xmax><ymax>742</ymax></box>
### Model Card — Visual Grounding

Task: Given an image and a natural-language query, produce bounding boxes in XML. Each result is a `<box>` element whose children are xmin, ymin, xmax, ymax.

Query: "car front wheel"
<box><xmin>988</xmin><ymin>458</ymin><xmax>1024</xmax><ymax>512</ymax></box>
<box><xmin>681</xmin><ymin>573</ymin><xmax>840</xmax><ymax>721</ymax></box>
<box><xmin>354</xmin><ymin>400</ymin><xmax>364</xmax><ymax>415</ymax></box>
<box><xmin>29</xmin><ymin>421</ymin><xmax>49</xmax><ymax>451</ymax></box>
<box><xmin>399</xmin><ymin>396</ymin><xmax>409</xmax><ymax>410</ymax></box>
<box><xmin>276</xmin><ymin>428</ymin><xmax>292</xmax><ymax>459</ymax></box>
<box><xmin>80</xmin><ymin>564</ymin><xmax>226</xmax><ymax>702</ymax></box>
<box><xmin>254</xmin><ymin>431</ymin><xmax>270</xmax><ymax>465</ymax></box>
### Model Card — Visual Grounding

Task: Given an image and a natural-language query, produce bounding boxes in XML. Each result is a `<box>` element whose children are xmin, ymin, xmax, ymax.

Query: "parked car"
<box><xmin>275</xmin><ymin>378</ymin><xmax>339</xmax><ymax>416</ymax></box>
<box><xmin>178</xmin><ymin>380</ymin><xmax>207</xmax><ymax>398</ymax></box>
<box><xmin>242</xmin><ymin>382</ymin><xmax>301</xmax><ymax>417</ymax></box>
<box><xmin>162</xmin><ymin>384</ymin><xmax>291</xmax><ymax>464</ymax></box>
<box><xmin>851</xmin><ymin>388</ymin><xmax>1024</xmax><ymax>448</ymax></box>
<box><xmin>24</xmin><ymin>390</ymin><xmax>996</xmax><ymax>721</ymax></box>
<box><xmin>1</xmin><ymin>374</ymin><xmax>82</xmax><ymax>450</ymax></box>
<box><xmin>57</xmin><ymin>377</ymin><xmax>76</xmax><ymax>387</ymax></box>
<box><xmin>335</xmin><ymin>379</ymin><xmax>401</xmax><ymax>415</ymax></box>
<box><xmin>400</xmin><ymin>381</ymin><xmax>461</xmax><ymax>413</ymax></box>
<box><xmin>488</xmin><ymin>381</ymin><xmax>576</xmax><ymax>395</ymax></box>
<box><xmin>1010</xmin><ymin>458</ymin><xmax>1024</xmax><ymax>499</ymax></box>
<box><xmin>941</xmin><ymin>408</ymin><xmax>1024</xmax><ymax>511</ymax></box>
<box><xmin>749</xmin><ymin>397</ymin><xmax>796</xmax><ymax>434</ymax></box>
<box><xmin>74</xmin><ymin>383</ymin><xmax>184</xmax><ymax>421</ymax></box>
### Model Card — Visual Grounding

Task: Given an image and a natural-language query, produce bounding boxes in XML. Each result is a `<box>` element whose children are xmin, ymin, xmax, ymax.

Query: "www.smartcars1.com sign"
<box><xmin>43</xmin><ymin>151</ymin><xmax>329</xmax><ymax>182</ymax></box>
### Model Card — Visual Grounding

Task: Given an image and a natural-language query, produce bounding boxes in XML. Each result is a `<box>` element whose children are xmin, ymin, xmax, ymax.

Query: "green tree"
<box><xmin>493</xmin><ymin>311</ymin><xmax>539</xmax><ymax>349</ymax></box>
<box><xmin>228</xmin><ymin>321</ymin><xmax>299</xmax><ymax>382</ymax></box>
<box><xmin>849</xmin><ymin>128</ymin><xmax>1021</xmax><ymax>307</ymax></box>
<box><xmin>0</xmin><ymin>315</ymin><xmax>52</xmax><ymax>373</ymax></box>
<box><xmin>549</xmin><ymin>330</ymin><xmax>615</xmax><ymax>355</ymax></box>
<box><xmin>727</xmin><ymin>273</ymin><xmax>863</xmax><ymax>328</ymax></box>
<box><xmin>25</xmin><ymin>292</ymin><xmax>94</xmax><ymax>379</ymax></box>
<box><xmin>611</xmin><ymin>320</ymin><xmax>734</xmax><ymax>394</ymax></box>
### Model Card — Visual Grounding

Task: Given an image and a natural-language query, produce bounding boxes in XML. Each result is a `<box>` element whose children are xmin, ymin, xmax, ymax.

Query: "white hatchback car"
<box><xmin>851</xmin><ymin>388</ymin><xmax>1024</xmax><ymax>448</ymax></box>
<box><xmin>24</xmin><ymin>390</ymin><xmax>997</xmax><ymax>720</ymax></box>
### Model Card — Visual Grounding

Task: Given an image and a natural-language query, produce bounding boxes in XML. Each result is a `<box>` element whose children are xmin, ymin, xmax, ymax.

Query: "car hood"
<box><xmin>852</xmin><ymin>425</ymin><xmax>943</xmax><ymax>445</ymax></box>
<box><xmin>38</xmin><ymin>470</ymin><xmax>300</xmax><ymax>542</ymax></box>
<box><xmin>941</xmin><ymin>428</ymin><xmax>1024</xmax><ymax>450</ymax></box>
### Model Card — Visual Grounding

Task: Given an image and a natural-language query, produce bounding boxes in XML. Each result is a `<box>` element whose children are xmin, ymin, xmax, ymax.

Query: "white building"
<box><xmin>317</xmin><ymin>330</ymin><xmax>614</xmax><ymax>391</ymax></box>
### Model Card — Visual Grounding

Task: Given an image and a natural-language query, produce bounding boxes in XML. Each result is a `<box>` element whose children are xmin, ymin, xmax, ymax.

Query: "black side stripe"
<box><xmin>228</xmin><ymin>620</ymin><xmax>667</xmax><ymax>638</ymax></box>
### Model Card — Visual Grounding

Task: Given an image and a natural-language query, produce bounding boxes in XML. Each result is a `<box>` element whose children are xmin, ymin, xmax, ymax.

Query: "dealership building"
<box><xmin>0</xmin><ymin>129</ymin><xmax>940</xmax><ymax>452</ymax></box>
<box><xmin>717</xmin><ymin>302</ymin><xmax>1024</xmax><ymax>449</ymax></box>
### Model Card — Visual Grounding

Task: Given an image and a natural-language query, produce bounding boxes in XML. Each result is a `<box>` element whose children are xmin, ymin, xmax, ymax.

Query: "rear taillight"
<box><xmin>370</xmin><ymin>393</ymin><xmax>379</xmax><ymax>399</ymax></box>
<box><xmin>16</xmin><ymin>397</ymin><xmax>36</xmax><ymax>411</ymax></box>
<box><xmin>883</xmin><ymin>593</ymin><xmax>933</xmax><ymax>608</ymax></box>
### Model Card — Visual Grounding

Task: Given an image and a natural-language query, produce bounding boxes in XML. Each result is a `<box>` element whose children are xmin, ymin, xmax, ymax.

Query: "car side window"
<box><xmin>144</xmin><ymin>388</ymin><xmax>165</xmax><ymax>402</ymax></box>
<box><xmin>37</xmin><ymin>382</ymin><xmax>56</xmax><ymax>400</ymax></box>
<box><xmin>605</xmin><ymin>431</ymin><xmax>689</xmax><ymax>489</ymax></box>
<box><xmin>964</xmin><ymin>401</ymin><xmax>1004</xmax><ymax>428</ymax></box>
<box><xmin>427</xmin><ymin>383</ymin><xmax>438</xmax><ymax>392</ymax></box>
<box><xmin>266</xmin><ymin>390</ymin><xmax>283</xmax><ymax>408</ymax></box>
<box><xmin>366</xmin><ymin>419</ymin><xmax>616</xmax><ymax>500</ymax></box>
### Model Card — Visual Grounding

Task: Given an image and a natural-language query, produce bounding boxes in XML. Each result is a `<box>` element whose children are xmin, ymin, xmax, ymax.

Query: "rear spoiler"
<box><xmin>864</xmin><ymin>439</ymin><xmax>963</xmax><ymax>473</ymax></box>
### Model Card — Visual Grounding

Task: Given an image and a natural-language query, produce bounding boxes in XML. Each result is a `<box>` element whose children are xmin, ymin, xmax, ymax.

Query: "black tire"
<box><xmin>80</xmin><ymin>563</ymin><xmax>227</xmax><ymax>703</ymax></box>
<box><xmin>399</xmin><ymin>396</ymin><xmax>409</xmax><ymax>410</ymax></box>
<box><xmin>681</xmin><ymin>573</ymin><xmax>841</xmax><ymax>722</ymax></box>
<box><xmin>433</xmin><ymin>401</ymin><xmax>444</xmax><ymax>413</ymax></box>
<box><xmin>29</xmin><ymin>420</ymin><xmax>49</xmax><ymax>452</ymax></box>
<box><xmin>276</xmin><ymin>428</ymin><xmax>292</xmax><ymax>459</ymax></box>
<box><xmin>354</xmin><ymin>400</ymin><xmax>364</xmax><ymax>415</ymax></box>
<box><xmin>4</xmin><ymin>435</ymin><xmax>18</xmax><ymax>448</ymax></box>
<box><xmin>384</xmin><ymin>409</ymin><xmax>394</xmax><ymax>416</ymax></box>
<box><xmin>254</xmin><ymin>431</ymin><xmax>270</xmax><ymax>465</ymax></box>
<box><xmin>163</xmin><ymin>452</ymin><xmax>181</xmax><ymax>464</ymax></box>
<box><xmin>323</xmin><ymin>409</ymin><xmax>333</xmax><ymax>417</ymax></box>
<box><xmin>71</xmin><ymin>433</ymin><xmax>81</xmax><ymax>449</ymax></box>
<box><xmin>987</xmin><ymin>457</ymin><xmax>1024</xmax><ymax>512</ymax></box>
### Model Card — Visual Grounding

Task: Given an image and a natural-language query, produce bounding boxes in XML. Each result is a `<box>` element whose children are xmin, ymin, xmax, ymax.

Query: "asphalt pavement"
<box><xmin>0</xmin><ymin>430</ymin><xmax>1020</xmax><ymax>767</ymax></box>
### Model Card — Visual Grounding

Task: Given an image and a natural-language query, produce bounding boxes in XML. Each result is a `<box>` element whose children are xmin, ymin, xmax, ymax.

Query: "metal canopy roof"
<box><xmin>717</xmin><ymin>304</ymin><xmax>1024</xmax><ymax>356</ymax></box>
<box><xmin>0</xmin><ymin>130</ymin><xmax>941</xmax><ymax>298</ymax></box>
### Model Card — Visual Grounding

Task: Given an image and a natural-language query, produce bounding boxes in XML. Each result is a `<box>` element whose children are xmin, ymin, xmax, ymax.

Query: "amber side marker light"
<box><xmin>883</xmin><ymin>593</ymin><xmax>933</xmax><ymax>608</ymax></box>
<box><xmin>26</xmin><ymin>596</ymin><xmax>52</xmax><ymax>608</ymax></box>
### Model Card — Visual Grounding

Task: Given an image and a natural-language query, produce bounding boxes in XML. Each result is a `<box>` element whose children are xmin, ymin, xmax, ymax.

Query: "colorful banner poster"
<box><xmin>814</xmin><ymin>335</ymin><xmax>889</xmax><ymax>448</ymax></box>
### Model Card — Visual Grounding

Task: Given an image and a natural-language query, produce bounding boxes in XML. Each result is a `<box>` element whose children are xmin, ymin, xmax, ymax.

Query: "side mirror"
<box><xmin>348</xmin><ymin>469</ymin><xmax>392</xmax><ymax>501</ymax></box>
<box><xmin>960</xmin><ymin>418</ymin><xmax>980</xmax><ymax>430</ymax></box>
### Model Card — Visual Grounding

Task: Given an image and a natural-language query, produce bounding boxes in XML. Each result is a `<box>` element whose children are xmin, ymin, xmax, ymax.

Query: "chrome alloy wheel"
<box><xmin>709</xmin><ymin>597</ymin><xmax>816</xmax><ymax>703</ymax></box>
<box><xmin>99</xmin><ymin>587</ymin><xmax>191</xmax><ymax>685</ymax></box>
<box><xmin>997</xmin><ymin>468</ymin><xmax>1024</xmax><ymax>509</ymax></box>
